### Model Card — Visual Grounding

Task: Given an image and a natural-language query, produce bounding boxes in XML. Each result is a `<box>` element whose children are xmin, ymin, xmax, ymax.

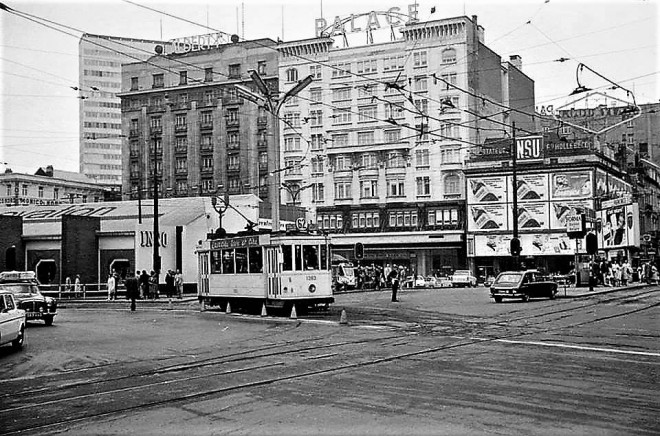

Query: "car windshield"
<box><xmin>453</xmin><ymin>271</ymin><xmax>469</xmax><ymax>276</ymax></box>
<box><xmin>494</xmin><ymin>273</ymin><xmax>522</xmax><ymax>284</ymax></box>
<box><xmin>0</xmin><ymin>284</ymin><xmax>41</xmax><ymax>295</ymax></box>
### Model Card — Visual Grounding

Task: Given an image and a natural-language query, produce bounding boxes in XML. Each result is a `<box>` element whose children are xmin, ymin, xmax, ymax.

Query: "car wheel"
<box><xmin>521</xmin><ymin>294</ymin><xmax>530</xmax><ymax>303</ymax></box>
<box><xmin>493</xmin><ymin>296</ymin><xmax>502</xmax><ymax>303</ymax></box>
<box><xmin>12</xmin><ymin>326</ymin><xmax>24</xmax><ymax>349</ymax></box>
<box><xmin>44</xmin><ymin>316</ymin><xmax>54</xmax><ymax>326</ymax></box>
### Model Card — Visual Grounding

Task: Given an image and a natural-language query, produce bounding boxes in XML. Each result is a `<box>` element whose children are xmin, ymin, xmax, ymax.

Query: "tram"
<box><xmin>196</xmin><ymin>232</ymin><xmax>334</xmax><ymax>313</ymax></box>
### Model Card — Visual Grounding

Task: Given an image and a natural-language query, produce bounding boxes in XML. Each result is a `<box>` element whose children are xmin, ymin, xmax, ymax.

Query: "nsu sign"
<box><xmin>515</xmin><ymin>136</ymin><xmax>544</xmax><ymax>161</ymax></box>
<box><xmin>139</xmin><ymin>231</ymin><xmax>168</xmax><ymax>249</ymax></box>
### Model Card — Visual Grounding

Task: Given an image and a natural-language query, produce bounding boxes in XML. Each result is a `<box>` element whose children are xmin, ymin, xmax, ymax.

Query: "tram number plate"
<box><xmin>306</xmin><ymin>275</ymin><xmax>317</xmax><ymax>281</ymax></box>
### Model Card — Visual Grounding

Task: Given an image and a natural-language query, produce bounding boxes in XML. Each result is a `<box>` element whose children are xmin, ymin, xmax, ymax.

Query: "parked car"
<box><xmin>0</xmin><ymin>291</ymin><xmax>26</xmax><ymax>350</ymax></box>
<box><xmin>403</xmin><ymin>275</ymin><xmax>426</xmax><ymax>288</ymax></box>
<box><xmin>0</xmin><ymin>271</ymin><xmax>57</xmax><ymax>326</ymax></box>
<box><xmin>490</xmin><ymin>270</ymin><xmax>558</xmax><ymax>303</ymax></box>
<box><xmin>451</xmin><ymin>270</ymin><xmax>477</xmax><ymax>287</ymax></box>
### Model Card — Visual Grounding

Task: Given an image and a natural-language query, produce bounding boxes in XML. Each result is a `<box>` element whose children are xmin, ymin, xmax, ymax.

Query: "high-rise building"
<box><xmin>78</xmin><ymin>34</ymin><xmax>169</xmax><ymax>187</ymax></box>
<box><xmin>278</xmin><ymin>13</ymin><xmax>535</xmax><ymax>274</ymax></box>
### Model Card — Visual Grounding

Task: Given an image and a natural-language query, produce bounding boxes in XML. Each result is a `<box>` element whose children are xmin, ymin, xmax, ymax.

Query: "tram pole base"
<box><xmin>261</xmin><ymin>303</ymin><xmax>267</xmax><ymax>317</ymax></box>
<box><xmin>339</xmin><ymin>309</ymin><xmax>348</xmax><ymax>325</ymax></box>
<box><xmin>290</xmin><ymin>304</ymin><xmax>297</xmax><ymax>319</ymax></box>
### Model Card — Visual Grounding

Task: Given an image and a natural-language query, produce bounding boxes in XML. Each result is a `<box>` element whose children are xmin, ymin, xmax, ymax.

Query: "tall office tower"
<box><xmin>78</xmin><ymin>34</ymin><xmax>169</xmax><ymax>187</ymax></box>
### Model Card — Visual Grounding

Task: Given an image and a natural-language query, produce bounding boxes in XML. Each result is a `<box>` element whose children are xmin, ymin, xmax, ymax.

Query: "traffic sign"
<box><xmin>566</xmin><ymin>213</ymin><xmax>585</xmax><ymax>238</ymax></box>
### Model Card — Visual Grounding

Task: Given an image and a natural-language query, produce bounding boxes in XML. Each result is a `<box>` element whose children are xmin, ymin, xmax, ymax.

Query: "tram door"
<box><xmin>198</xmin><ymin>252</ymin><xmax>209</xmax><ymax>296</ymax></box>
<box><xmin>265</xmin><ymin>246</ymin><xmax>281</xmax><ymax>298</ymax></box>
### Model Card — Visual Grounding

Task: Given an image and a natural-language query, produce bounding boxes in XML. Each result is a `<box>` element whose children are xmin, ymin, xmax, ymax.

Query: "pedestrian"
<box><xmin>621</xmin><ymin>259</ymin><xmax>632</xmax><ymax>286</ymax></box>
<box><xmin>149</xmin><ymin>270</ymin><xmax>159</xmax><ymax>299</ymax></box>
<box><xmin>165</xmin><ymin>270</ymin><xmax>175</xmax><ymax>299</ymax></box>
<box><xmin>384</xmin><ymin>264</ymin><xmax>392</xmax><ymax>287</ymax></box>
<box><xmin>74</xmin><ymin>274</ymin><xmax>82</xmax><ymax>298</ymax></box>
<box><xmin>652</xmin><ymin>265</ymin><xmax>659</xmax><ymax>285</ymax></box>
<box><xmin>139</xmin><ymin>270</ymin><xmax>149</xmax><ymax>299</ymax></box>
<box><xmin>64</xmin><ymin>276</ymin><xmax>72</xmax><ymax>298</ymax></box>
<box><xmin>124</xmin><ymin>271</ymin><xmax>139</xmax><ymax>311</ymax></box>
<box><xmin>600</xmin><ymin>260</ymin><xmax>610</xmax><ymax>286</ymax></box>
<box><xmin>175</xmin><ymin>269</ymin><xmax>183</xmax><ymax>299</ymax></box>
<box><xmin>389</xmin><ymin>266</ymin><xmax>399</xmax><ymax>302</ymax></box>
<box><xmin>107</xmin><ymin>273</ymin><xmax>116</xmax><ymax>300</ymax></box>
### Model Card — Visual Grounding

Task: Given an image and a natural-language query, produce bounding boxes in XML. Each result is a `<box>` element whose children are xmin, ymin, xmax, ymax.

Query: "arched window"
<box><xmin>444</xmin><ymin>173</ymin><xmax>461</xmax><ymax>195</ymax></box>
<box><xmin>286</xmin><ymin>68</ymin><xmax>299</xmax><ymax>82</ymax></box>
<box><xmin>441</xmin><ymin>48</ymin><xmax>457</xmax><ymax>65</ymax></box>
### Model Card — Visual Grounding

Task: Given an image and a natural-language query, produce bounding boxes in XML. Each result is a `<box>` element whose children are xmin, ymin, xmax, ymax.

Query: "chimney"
<box><xmin>509</xmin><ymin>55</ymin><xmax>522</xmax><ymax>71</ymax></box>
<box><xmin>46</xmin><ymin>165</ymin><xmax>54</xmax><ymax>177</ymax></box>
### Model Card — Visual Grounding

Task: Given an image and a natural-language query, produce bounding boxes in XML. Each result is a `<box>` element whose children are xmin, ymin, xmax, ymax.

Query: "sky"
<box><xmin>0</xmin><ymin>0</ymin><xmax>658</xmax><ymax>174</ymax></box>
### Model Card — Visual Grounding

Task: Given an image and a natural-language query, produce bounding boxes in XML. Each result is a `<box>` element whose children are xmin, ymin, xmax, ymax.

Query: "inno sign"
<box><xmin>139</xmin><ymin>231</ymin><xmax>168</xmax><ymax>248</ymax></box>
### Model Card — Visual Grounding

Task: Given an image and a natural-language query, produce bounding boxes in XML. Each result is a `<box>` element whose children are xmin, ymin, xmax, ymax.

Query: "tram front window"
<box><xmin>211</xmin><ymin>251</ymin><xmax>222</xmax><ymax>273</ymax></box>
<box><xmin>249</xmin><ymin>247</ymin><xmax>263</xmax><ymax>273</ymax></box>
<box><xmin>295</xmin><ymin>245</ymin><xmax>303</xmax><ymax>271</ymax></box>
<box><xmin>303</xmin><ymin>245</ymin><xmax>319</xmax><ymax>270</ymax></box>
<box><xmin>236</xmin><ymin>248</ymin><xmax>248</xmax><ymax>274</ymax></box>
<box><xmin>282</xmin><ymin>245</ymin><xmax>293</xmax><ymax>271</ymax></box>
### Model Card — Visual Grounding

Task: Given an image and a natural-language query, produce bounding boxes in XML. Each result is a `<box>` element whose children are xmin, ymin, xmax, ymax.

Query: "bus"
<box><xmin>196</xmin><ymin>232</ymin><xmax>334</xmax><ymax>313</ymax></box>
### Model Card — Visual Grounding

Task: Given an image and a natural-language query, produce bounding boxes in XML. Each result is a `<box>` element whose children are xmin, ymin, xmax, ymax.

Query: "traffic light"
<box><xmin>510</xmin><ymin>237</ymin><xmax>522</xmax><ymax>256</ymax></box>
<box><xmin>354</xmin><ymin>242</ymin><xmax>364</xmax><ymax>259</ymax></box>
<box><xmin>586</xmin><ymin>232</ymin><xmax>598</xmax><ymax>255</ymax></box>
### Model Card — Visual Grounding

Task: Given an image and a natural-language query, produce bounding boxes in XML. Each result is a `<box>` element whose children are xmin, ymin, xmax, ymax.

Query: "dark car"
<box><xmin>490</xmin><ymin>270</ymin><xmax>558</xmax><ymax>303</ymax></box>
<box><xmin>0</xmin><ymin>271</ymin><xmax>57</xmax><ymax>325</ymax></box>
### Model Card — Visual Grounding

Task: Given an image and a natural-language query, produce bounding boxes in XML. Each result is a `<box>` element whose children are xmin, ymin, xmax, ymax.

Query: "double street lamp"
<box><xmin>235</xmin><ymin>70</ymin><xmax>313</xmax><ymax>232</ymax></box>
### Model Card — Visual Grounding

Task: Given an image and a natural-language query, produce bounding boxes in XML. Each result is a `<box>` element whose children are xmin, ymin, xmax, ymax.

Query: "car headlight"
<box><xmin>308</xmin><ymin>284</ymin><xmax>316</xmax><ymax>293</ymax></box>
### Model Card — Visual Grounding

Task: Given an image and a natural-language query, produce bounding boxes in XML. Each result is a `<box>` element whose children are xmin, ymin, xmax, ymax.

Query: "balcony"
<box><xmin>175</xmin><ymin>167</ymin><xmax>188</xmax><ymax>175</ymax></box>
<box><xmin>222</xmin><ymin>96</ymin><xmax>243</xmax><ymax>106</ymax></box>
<box><xmin>129</xmin><ymin>171</ymin><xmax>140</xmax><ymax>179</ymax></box>
<box><xmin>200</xmin><ymin>166</ymin><xmax>214</xmax><ymax>174</ymax></box>
<box><xmin>257</xmin><ymin>139</ymin><xmax>268</xmax><ymax>148</ymax></box>
<box><xmin>226</xmin><ymin>119</ymin><xmax>240</xmax><ymax>129</ymax></box>
<box><xmin>174</xmin><ymin>146</ymin><xmax>188</xmax><ymax>155</ymax></box>
<box><xmin>150</xmin><ymin>126</ymin><xmax>162</xmax><ymax>135</ymax></box>
<box><xmin>200</xmin><ymin>121</ymin><xmax>213</xmax><ymax>131</ymax></box>
<box><xmin>200</xmin><ymin>145</ymin><xmax>214</xmax><ymax>154</ymax></box>
<box><xmin>129</xmin><ymin>129</ymin><xmax>140</xmax><ymax>138</ymax></box>
<box><xmin>227</xmin><ymin>142</ymin><xmax>240</xmax><ymax>151</ymax></box>
<box><xmin>226</xmin><ymin>165</ymin><xmax>240</xmax><ymax>173</ymax></box>
<box><xmin>257</xmin><ymin>116</ymin><xmax>268</xmax><ymax>126</ymax></box>
<box><xmin>174</xmin><ymin>124</ymin><xmax>187</xmax><ymax>133</ymax></box>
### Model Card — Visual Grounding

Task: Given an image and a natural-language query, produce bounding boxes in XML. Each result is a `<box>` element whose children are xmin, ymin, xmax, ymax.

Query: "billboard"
<box><xmin>467</xmin><ymin>176</ymin><xmax>508</xmax><ymax>204</ymax></box>
<box><xmin>467</xmin><ymin>204</ymin><xmax>509</xmax><ymax>232</ymax></box>
<box><xmin>473</xmin><ymin>233</ymin><xmax>576</xmax><ymax>257</ymax></box>
<box><xmin>550</xmin><ymin>171</ymin><xmax>592</xmax><ymax>200</ymax></box>
<box><xmin>596</xmin><ymin>203</ymin><xmax>640</xmax><ymax>249</ymax></box>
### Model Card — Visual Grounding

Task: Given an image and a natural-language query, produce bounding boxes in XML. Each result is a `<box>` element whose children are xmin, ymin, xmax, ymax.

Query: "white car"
<box><xmin>451</xmin><ymin>270</ymin><xmax>478</xmax><ymax>287</ymax></box>
<box><xmin>0</xmin><ymin>291</ymin><xmax>26</xmax><ymax>350</ymax></box>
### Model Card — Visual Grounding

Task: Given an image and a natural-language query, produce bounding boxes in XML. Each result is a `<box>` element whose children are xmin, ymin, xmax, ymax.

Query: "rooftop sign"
<box><xmin>165</xmin><ymin>32</ymin><xmax>230</xmax><ymax>54</ymax></box>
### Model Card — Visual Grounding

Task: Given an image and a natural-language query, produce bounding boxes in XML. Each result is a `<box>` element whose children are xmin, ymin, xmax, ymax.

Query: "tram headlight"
<box><xmin>308</xmin><ymin>284</ymin><xmax>316</xmax><ymax>293</ymax></box>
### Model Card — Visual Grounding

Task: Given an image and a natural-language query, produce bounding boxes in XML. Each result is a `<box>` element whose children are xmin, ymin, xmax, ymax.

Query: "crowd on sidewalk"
<box><xmin>587</xmin><ymin>258</ymin><xmax>659</xmax><ymax>287</ymax></box>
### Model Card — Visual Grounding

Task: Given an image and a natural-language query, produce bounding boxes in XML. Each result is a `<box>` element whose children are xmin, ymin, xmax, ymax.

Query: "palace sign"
<box><xmin>315</xmin><ymin>4</ymin><xmax>419</xmax><ymax>38</ymax></box>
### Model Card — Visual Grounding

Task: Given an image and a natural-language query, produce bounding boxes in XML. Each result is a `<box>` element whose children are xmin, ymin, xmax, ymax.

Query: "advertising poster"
<box><xmin>597</xmin><ymin>203</ymin><xmax>640</xmax><ymax>249</ymax></box>
<box><xmin>473</xmin><ymin>233</ymin><xmax>576</xmax><ymax>257</ymax></box>
<box><xmin>467</xmin><ymin>176</ymin><xmax>508</xmax><ymax>204</ymax></box>
<box><xmin>467</xmin><ymin>204</ymin><xmax>508</xmax><ymax>232</ymax></box>
<box><xmin>549</xmin><ymin>199</ymin><xmax>594</xmax><ymax>230</ymax></box>
<box><xmin>509</xmin><ymin>173</ymin><xmax>549</xmax><ymax>202</ymax></box>
<box><xmin>595</xmin><ymin>170</ymin><xmax>631</xmax><ymax>199</ymax></box>
<box><xmin>550</xmin><ymin>171</ymin><xmax>592</xmax><ymax>200</ymax></box>
<box><xmin>512</xmin><ymin>202</ymin><xmax>549</xmax><ymax>230</ymax></box>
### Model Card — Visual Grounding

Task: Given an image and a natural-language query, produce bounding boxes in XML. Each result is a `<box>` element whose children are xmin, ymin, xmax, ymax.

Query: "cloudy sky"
<box><xmin>1</xmin><ymin>0</ymin><xmax>657</xmax><ymax>174</ymax></box>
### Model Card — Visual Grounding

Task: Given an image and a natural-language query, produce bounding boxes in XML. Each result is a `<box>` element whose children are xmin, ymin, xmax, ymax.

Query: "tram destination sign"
<box><xmin>211</xmin><ymin>235</ymin><xmax>260</xmax><ymax>250</ymax></box>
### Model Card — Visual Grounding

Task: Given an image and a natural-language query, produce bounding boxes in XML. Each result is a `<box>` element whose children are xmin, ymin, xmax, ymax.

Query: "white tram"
<box><xmin>196</xmin><ymin>232</ymin><xmax>334</xmax><ymax>312</ymax></box>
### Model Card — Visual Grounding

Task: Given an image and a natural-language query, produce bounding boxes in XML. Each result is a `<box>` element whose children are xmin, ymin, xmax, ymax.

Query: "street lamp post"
<box><xmin>211</xmin><ymin>184</ymin><xmax>230</xmax><ymax>236</ymax></box>
<box><xmin>511</xmin><ymin>121</ymin><xmax>520</xmax><ymax>270</ymax></box>
<box><xmin>235</xmin><ymin>71</ymin><xmax>313</xmax><ymax>233</ymax></box>
<box><xmin>152</xmin><ymin>140</ymin><xmax>160</xmax><ymax>280</ymax></box>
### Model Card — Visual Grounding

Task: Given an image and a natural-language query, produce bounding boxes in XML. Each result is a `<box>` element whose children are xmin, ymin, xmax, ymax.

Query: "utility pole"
<box><xmin>511</xmin><ymin>121</ymin><xmax>520</xmax><ymax>270</ymax></box>
<box><xmin>152</xmin><ymin>141</ymin><xmax>160</xmax><ymax>281</ymax></box>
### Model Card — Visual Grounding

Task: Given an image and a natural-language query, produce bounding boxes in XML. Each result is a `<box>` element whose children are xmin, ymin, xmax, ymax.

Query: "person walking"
<box><xmin>149</xmin><ymin>270</ymin><xmax>159</xmax><ymax>299</ymax></box>
<box><xmin>165</xmin><ymin>270</ymin><xmax>175</xmax><ymax>299</ymax></box>
<box><xmin>107</xmin><ymin>273</ymin><xmax>116</xmax><ymax>301</ymax></box>
<box><xmin>621</xmin><ymin>259</ymin><xmax>632</xmax><ymax>286</ymax></box>
<box><xmin>64</xmin><ymin>276</ymin><xmax>72</xmax><ymax>298</ymax></box>
<box><xmin>389</xmin><ymin>266</ymin><xmax>399</xmax><ymax>302</ymax></box>
<box><xmin>139</xmin><ymin>270</ymin><xmax>149</xmax><ymax>299</ymax></box>
<box><xmin>124</xmin><ymin>271</ymin><xmax>139</xmax><ymax>311</ymax></box>
<box><xmin>74</xmin><ymin>274</ymin><xmax>82</xmax><ymax>298</ymax></box>
<box><xmin>175</xmin><ymin>269</ymin><xmax>183</xmax><ymax>299</ymax></box>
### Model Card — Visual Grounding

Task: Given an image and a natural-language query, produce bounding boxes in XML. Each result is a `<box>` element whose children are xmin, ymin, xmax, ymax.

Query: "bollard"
<box><xmin>290</xmin><ymin>304</ymin><xmax>297</xmax><ymax>319</ymax></box>
<box><xmin>261</xmin><ymin>303</ymin><xmax>267</xmax><ymax>317</ymax></box>
<box><xmin>168</xmin><ymin>298</ymin><xmax>172</xmax><ymax>310</ymax></box>
<box><xmin>339</xmin><ymin>309</ymin><xmax>348</xmax><ymax>325</ymax></box>
<box><xmin>226</xmin><ymin>302</ymin><xmax>232</xmax><ymax>314</ymax></box>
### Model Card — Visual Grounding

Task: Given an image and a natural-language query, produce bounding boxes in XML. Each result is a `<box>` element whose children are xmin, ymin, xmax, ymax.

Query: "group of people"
<box><xmin>590</xmin><ymin>258</ymin><xmax>658</xmax><ymax>287</ymax></box>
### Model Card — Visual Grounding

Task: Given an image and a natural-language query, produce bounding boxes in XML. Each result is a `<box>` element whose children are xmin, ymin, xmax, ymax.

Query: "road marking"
<box><xmin>464</xmin><ymin>336</ymin><xmax>660</xmax><ymax>357</ymax></box>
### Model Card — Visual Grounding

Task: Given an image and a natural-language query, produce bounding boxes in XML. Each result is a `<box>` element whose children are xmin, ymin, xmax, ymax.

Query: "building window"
<box><xmin>257</xmin><ymin>61</ymin><xmax>267</xmax><ymax>75</ymax></box>
<box><xmin>202</xmin><ymin>157</ymin><xmax>214</xmax><ymax>171</ymax></box>
<box><xmin>384</xmin><ymin>102</ymin><xmax>405</xmax><ymax>120</ymax></box>
<box><xmin>6</xmin><ymin>184</ymin><xmax>11</xmax><ymax>196</ymax></box>
<box><xmin>441</xmin><ymin>148</ymin><xmax>461</xmax><ymax>163</ymax></box>
<box><xmin>331</xmin><ymin>133</ymin><xmax>349</xmax><ymax>147</ymax></box>
<box><xmin>202</xmin><ymin>179</ymin><xmax>215</xmax><ymax>192</ymax></box>
<box><xmin>440</xmin><ymin>72</ymin><xmax>457</xmax><ymax>87</ymax></box>
<box><xmin>331</xmin><ymin>62</ymin><xmax>351</xmax><ymax>78</ymax></box>
<box><xmin>38</xmin><ymin>186</ymin><xmax>44</xmax><ymax>198</ymax></box>
<box><xmin>175</xmin><ymin>113</ymin><xmax>186</xmax><ymax>127</ymax></box>
<box><xmin>388</xmin><ymin>210</ymin><xmax>418</xmax><ymax>228</ymax></box>
<box><xmin>310</xmin><ymin>65</ymin><xmax>322</xmax><ymax>79</ymax></box>
<box><xmin>21</xmin><ymin>185</ymin><xmax>28</xmax><ymax>196</ymax></box>
<box><xmin>311</xmin><ymin>157</ymin><xmax>324</xmax><ymax>174</ymax></box>
<box><xmin>312</xmin><ymin>183</ymin><xmax>324</xmax><ymax>202</ymax></box>
<box><xmin>439</xmin><ymin>124</ymin><xmax>459</xmax><ymax>139</ymax></box>
<box><xmin>416</xmin><ymin>176</ymin><xmax>430</xmax><ymax>196</ymax></box>
<box><xmin>175</xmin><ymin>136</ymin><xmax>187</xmax><ymax>152</ymax></box>
<box><xmin>352</xmin><ymin>211</ymin><xmax>380</xmax><ymax>229</ymax></box>
<box><xmin>176</xmin><ymin>180</ymin><xmax>188</xmax><ymax>193</ymax></box>
<box><xmin>441</xmin><ymin>48</ymin><xmax>457</xmax><ymax>64</ymax></box>
<box><xmin>413</xmin><ymin>51</ymin><xmax>427</xmax><ymax>67</ymax></box>
<box><xmin>226</xmin><ymin>108</ymin><xmax>239</xmax><ymax>123</ymax></box>
<box><xmin>179</xmin><ymin>71</ymin><xmax>187</xmax><ymax>85</ymax></box>
<box><xmin>286</xmin><ymin>68</ymin><xmax>299</xmax><ymax>82</ymax></box>
<box><xmin>357</xmin><ymin>131</ymin><xmax>375</xmax><ymax>146</ymax></box>
<box><xmin>444</xmin><ymin>174</ymin><xmax>461</xmax><ymax>195</ymax></box>
<box><xmin>311</xmin><ymin>134</ymin><xmax>324</xmax><ymax>150</ymax></box>
<box><xmin>201</xmin><ymin>135</ymin><xmax>213</xmax><ymax>150</ymax></box>
<box><xmin>228</xmin><ymin>64</ymin><xmax>241</xmax><ymax>79</ymax></box>
<box><xmin>176</xmin><ymin>158</ymin><xmax>187</xmax><ymax>171</ymax></box>
<box><xmin>415</xmin><ymin>149</ymin><xmax>429</xmax><ymax>168</ymax></box>
<box><xmin>309</xmin><ymin>109</ymin><xmax>323</xmax><ymax>126</ymax></box>
<box><xmin>227</xmin><ymin>133</ymin><xmax>239</xmax><ymax>149</ymax></box>
<box><xmin>387</xmin><ymin>152</ymin><xmax>405</xmax><ymax>168</ymax></box>
<box><xmin>388</xmin><ymin>179</ymin><xmax>405</xmax><ymax>197</ymax></box>
<box><xmin>310</xmin><ymin>88</ymin><xmax>322</xmax><ymax>102</ymax></box>
<box><xmin>334</xmin><ymin>155</ymin><xmax>351</xmax><ymax>171</ymax></box>
<box><xmin>130</xmin><ymin>77</ymin><xmax>138</xmax><ymax>90</ymax></box>
<box><xmin>201</xmin><ymin>111</ymin><xmax>213</xmax><ymax>125</ymax></box>
<box><xmin>283</xmin><ymin>112</ymin><xmax>300</xmax><ymax>128</ymax></box>
<box><xmin>204</xmin><ymin>67</ymin><xmax>213</xmax><ymax>82</ymax></box>
<box><xmin>383</xmin><ymin>55</ymin><xmax>405</xmax><ymax>71</ymax></box>
<box><xmin>361</xmin><ymin>153</ymin><xmax>378</xmax><ymax>169</ymax></box>
<box><xmin>334</xmin><ymin>181</ymin><xmax>352</xmax><ymax>199</ymax></box>
<box><xmin>284</xmin><ymin>136</ymin><xmax>301</xmax><ymax>152</ymax></box>
<box><xmin>360</xmin><ymin>180</ymin><xmax>378</xmax><ymax>198</ymax></box>
<box><xmin>152</xmin><ymin>73</ymin><xmax>164</xmax><ymax>88</ymax></box>
<box><xmin>150</xmin><ymin>116</ymin><xmax>162</xmax><ymax>130</ymax></box>
<box><xmin>318</xmin><ymin>213</ymin><xmax>343</xmax><ymax>230</ymax></box>
<box><xmin>53</xmin><ymin>188</ymin><xmax>59</xmax><ymax>199</ymax></box>
<box><xmin>356</xmin><ymin>60</ymin><xmax>377</xmax><ymax>74</ymax></box>
<box><xmin>384</xmin><ymin>129</ymin><xmax>401</xmax><ymax>143</ymax></box>
<box><xmin>358</xmin><ymin>84</ymin><xmax>375</xmax><ymax>99</ymax></box>
<box><xmin>331</xmin><ymin>87</ymin><xmax>351</xmax><ymax>101</ymax></box>
<box><xmin>227</xmin><ymin>155</ymin><xmax>239</xmax><ymax>170</ymax></box>
<box><xmin>414</xmin><ymin>99</ymin><xmax>428</xmax><ymax>116</ymax></box>
<box><xmin>358</xmin><ymin>105</ymin><xmax>377</xmax><ymax>123</ymax></box>
<box><xmin>332</xmin><ymin>108</ymin><xmax>351</xmax><ymax>125</ymax></box>
<box><xmin>414</xmin><ymin>76</ymin><xmax>428</xmax><ymax>92</ymax></box>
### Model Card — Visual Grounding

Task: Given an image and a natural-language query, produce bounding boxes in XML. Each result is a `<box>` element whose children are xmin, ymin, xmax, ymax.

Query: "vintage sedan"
<box><xmin>490</xmin><ymin>270</ymin><xmax>558</xmax><ymax>303</ymax></box>
<box><xmin>0</xmin><ymin>271</ymin><xmax>57</xmax><ymax>326</ymax></box>
<box><xmin>0</xmin><ymin>291</ymin><xmax>26</xmax><ymax>350</ymax></box>
<box><xmin>451</xmin><ymin>270</ymin><xmax>478</xmax><ymax>287</ymax></box>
